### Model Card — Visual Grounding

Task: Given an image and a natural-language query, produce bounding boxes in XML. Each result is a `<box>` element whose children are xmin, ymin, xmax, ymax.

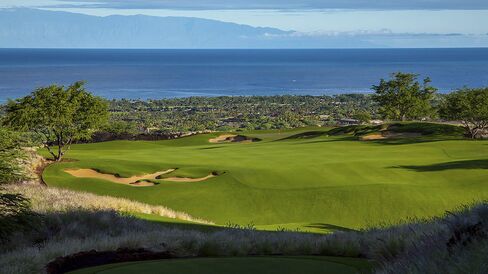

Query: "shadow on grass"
<box><xmin>273</xmin><ymin>130</ymin><xmax>342</xmax><ymax>142</ymax></box>
<box><xmin>278</xmin><ymin>131</ymin><xmax>329</xmax><ymax>141</ymax></box>
<box><xmin>304</xmin><ymin>223</ymin><xmax>358</xmax><ymax>233</ymax></box>
<box><xmin>393</xmin><ymin>159</ymin><xmax>488</xmax><ymax>172</ymax></box>
<box><xmin>278</xmin><ymin>134</ymin><xmax>461</xmax><ymax>146</ymax></box>
<box><xmin>364</xmin><ymin>136</ymin><xmax>466</xmax><ymax>146</ymax></box>
<box><xmin>274</xmin><ymin>135</ymin><xmax>356</xmax><ymax>145</ymax></box>
<box><xmin>199</xmin><ymin>146</ymin><xmax>225</xmax><ymax>150</ymax></box>
<box><xmin>293</xmin><ymin>136</ymin><xmax>358</xmax><ymax>145</ymax></box>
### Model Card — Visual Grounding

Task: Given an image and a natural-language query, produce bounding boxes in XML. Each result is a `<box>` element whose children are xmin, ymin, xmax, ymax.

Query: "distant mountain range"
<box><xmin>0</xmin><ymin>9</ymin><xmax>486</xmax><ymax>48</ymax></box>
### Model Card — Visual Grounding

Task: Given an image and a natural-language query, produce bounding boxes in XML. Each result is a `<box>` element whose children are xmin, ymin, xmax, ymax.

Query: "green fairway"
<box><xmin>43</xmin><ymin>126</ymin><xmax>488</xmax><ymax>230</ymax></box>
<box><xmin>69</xmin><ymin>256</ymin><xmax>372</xmax><ymax>274</ymax></box>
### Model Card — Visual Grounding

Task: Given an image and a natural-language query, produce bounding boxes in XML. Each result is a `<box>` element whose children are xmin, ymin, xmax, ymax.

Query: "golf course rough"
<box><xmin>43</xmin><ymin>127</ymin><xmax>488</xmax><ymax>231</ymax></box>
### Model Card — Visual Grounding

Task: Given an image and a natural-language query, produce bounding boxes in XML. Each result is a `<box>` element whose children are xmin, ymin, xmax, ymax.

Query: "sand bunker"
<box><xmin>161</xmin><ymin>174</ymin><xmax>215</xmax><ymax>182</ymax></box>
<box><xmin>209</xmin><ymin>134</ymin><xmax>238</xmax><ymax>143</ymax></box>
<box><xmin>64</xmin><ymin>168</ymin><xmax>216</xmax><ymax>186</ymax></box>
<box><xmin>64</xmin><ymin>168</ymin><xmax>176</xmax><ymax>186</ymax></box>
<box><xmin>361</xmin><ymin>134</ymin><xmax>387</xmax><ymax>141</ymax></box>
<box><xmin>361</xmin><ymin>132</ymin><xmax>422</xmax><ymax>141</ymax></box>
<box><xmin>209</xmin><ymin>134</ymin><xmax>257</xmax><ymax>143</ymax></box>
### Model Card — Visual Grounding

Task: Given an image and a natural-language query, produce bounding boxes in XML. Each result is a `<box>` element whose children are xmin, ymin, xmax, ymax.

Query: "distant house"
<box><xmin>337</xmin><ymin>118</ymin><xmax>360</xmax><ymax>126</ymax></box>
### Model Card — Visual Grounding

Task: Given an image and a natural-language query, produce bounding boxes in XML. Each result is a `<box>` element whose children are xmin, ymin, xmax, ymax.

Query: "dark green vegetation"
<box><xmin>372</xmin><ymin>72</ymin><xmax>437</xmax><ymax>121</ymax></box>
<box><xmin>3</xmin><ymin>81</ymin><xmax>109</xmax><ymax>161</ymax></box>
<box><xmin>43</xmin><ymin>123</ymin><xmax>488</xmax><ymax>231</ymax></box>
<box><xmin>70</xmin><ymin>256</ymin><xmax>372</xmax><ymax>274</ymax></box>
<box><xmin>440</xmin><ymin>87</ymin><xmax>488</xmax><ymax>139</ymax></box>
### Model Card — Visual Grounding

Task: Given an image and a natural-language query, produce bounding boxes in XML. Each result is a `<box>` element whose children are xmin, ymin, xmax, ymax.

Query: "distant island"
<box><xmin>1</xmin><ymin>8</ymin><xmax>486</xmax><ymax>48</ymax></box>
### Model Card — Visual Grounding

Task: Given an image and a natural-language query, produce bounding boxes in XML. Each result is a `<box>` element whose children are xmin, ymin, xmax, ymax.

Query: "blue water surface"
<box><xmin>0</xmin><ymin>48</ymin><xmax>487</xmax><ymax>101</ymax></box>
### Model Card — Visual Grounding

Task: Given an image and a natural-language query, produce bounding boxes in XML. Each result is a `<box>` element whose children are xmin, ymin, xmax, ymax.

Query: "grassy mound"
<box><xmin>387</xmin><ymin>123</ymin><xmax>465</xmax><ymax>136</ymax></box>
<box><xmin>328</xmin><ymin>122</ymin><xmax>464</xmax><ymax>139</ymax></box>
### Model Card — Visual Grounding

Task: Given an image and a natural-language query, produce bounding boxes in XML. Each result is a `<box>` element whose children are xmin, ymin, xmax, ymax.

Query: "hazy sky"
<box><xmin>2</xmin><ymin>0</ymin><xmax>488</xmax><ymax>34</ymax></box>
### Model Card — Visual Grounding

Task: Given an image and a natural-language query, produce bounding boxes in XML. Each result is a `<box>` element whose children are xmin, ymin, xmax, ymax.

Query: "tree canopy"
<box><xmin>372</xmin><ymin>72</ymin><xmax>437</xmax><ymax>121</ymax></box>
<box><xmin>3</xmin><ymin>81</ymin><xmax>109</xmax><ymax>161</ymax></box>
<box><xmin>440</xmin><ymin>87</ymin><xmax>488</xmax><ymax>139</ymax></box>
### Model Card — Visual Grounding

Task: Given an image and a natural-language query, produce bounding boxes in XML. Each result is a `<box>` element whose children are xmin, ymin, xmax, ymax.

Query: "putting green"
<box><xmin>69</xmin><ymin>256</ymin><xmax>372</xmax><ymax>274</ymax></box>
<box><xmin>43</xmin><ymin>126</ymin><xmax>488</xmax><ymax>230</ymax></box>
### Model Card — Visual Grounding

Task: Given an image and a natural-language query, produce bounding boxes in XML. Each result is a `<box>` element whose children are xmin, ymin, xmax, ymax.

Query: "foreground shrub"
<box><xmin>0</xmin><ymin>128</ymin><xmax>29</xmax><ymax>184</ymax></box>
<box><xmin>0</xmin><ymin>192</ymin><xmax>38</xmax><ymax>244</ymax></box>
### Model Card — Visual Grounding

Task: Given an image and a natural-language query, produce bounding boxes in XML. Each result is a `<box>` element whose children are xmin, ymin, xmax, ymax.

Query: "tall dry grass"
<box><xmin>0</xmin><ymin>206</ymin><xmax>358</xmax><ymax>273</ymax></box>
<box><xmin>3</xmin><ymin>184</ymin><xmax>213</xmax><ymax>225</ymax></box>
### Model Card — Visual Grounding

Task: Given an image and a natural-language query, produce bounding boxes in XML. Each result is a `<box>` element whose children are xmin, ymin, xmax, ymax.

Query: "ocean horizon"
<box><xmin>1</xmin><ymin>48</ymin><xmax>488</xmax><ymax>102</ymax></box>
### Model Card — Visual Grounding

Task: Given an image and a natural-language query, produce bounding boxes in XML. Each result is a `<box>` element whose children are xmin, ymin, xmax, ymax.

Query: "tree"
<box><xmin>3</xmin><ymin>82</ymin><xmax>109</xmax><ymax>161</ymax></box>
<box><xmin>372</xmin><ymin>72</ymin><xmax>437</xmax><ymax>121</ymax></box>
<box><xmin>440</xmin><ymin>87</ymin><xmax>488</xmax><ymax>139</ymax></box>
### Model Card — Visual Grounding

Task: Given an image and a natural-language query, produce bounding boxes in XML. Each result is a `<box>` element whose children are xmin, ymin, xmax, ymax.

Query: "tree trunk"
<box><xmin>467</xmin><ymin>126</ymin><xmax>480</xmax><ymax>139</ymax></box>
<box><xmin>56</xmin><ymin>135</ymin><xmax>64</xmax><ymax>161</ymax></box>
<box><xmin>45</xmin><ymin>144</ymin><xmax>61</xmax><ymax>161</ymax></box>
<box><xmin>57</xmin><ymin>146</ymin><xmax>63</xmax><ymax>161</ymax></box>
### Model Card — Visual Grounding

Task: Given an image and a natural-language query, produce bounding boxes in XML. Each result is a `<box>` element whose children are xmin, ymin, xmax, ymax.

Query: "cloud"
<box><xmin>269</xmin><ymin>29</ymin><xmax>467</xmax><ymax>39</ymax></box>
<box><xmin>46</xmin><ymin>0</ymin><xmax>488</xmax><ymax>10</ymax></box>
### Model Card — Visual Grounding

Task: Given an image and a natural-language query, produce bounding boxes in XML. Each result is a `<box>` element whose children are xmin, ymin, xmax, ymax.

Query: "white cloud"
<box><xmin>6</xmin><ymin>0</ymin><xmax>488</xmax><ymax>10</ymax></box>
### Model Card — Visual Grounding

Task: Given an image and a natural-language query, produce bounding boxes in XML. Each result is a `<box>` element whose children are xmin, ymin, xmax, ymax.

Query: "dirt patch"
<box><xmin>209</xmin><ymin>134</ymin><xmax>258</xmax><ymax>143</ymax></box>
<box><xmin>64</xmin><ymin>168</ymin><xmax>176</xmax><ymax>186</ymax></box>
<box><xmin>361</xmin><ymin>131</ymin><xmax>422</xmax><ymax>141</ymax></box>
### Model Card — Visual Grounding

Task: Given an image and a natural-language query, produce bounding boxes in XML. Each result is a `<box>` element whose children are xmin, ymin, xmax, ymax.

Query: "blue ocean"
<box><xmin>1</xmin><ymin>48</ymin><xmax>488</xmax><ymax>102</ymax></box>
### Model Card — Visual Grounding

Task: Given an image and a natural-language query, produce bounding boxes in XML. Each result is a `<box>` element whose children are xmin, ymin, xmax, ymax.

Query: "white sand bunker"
<box><xmin>209</xmin><ymin>134</ymin><xmax>257</xmax><ymax>143</ymax></box>
<box><xmin>64</xmin><ymin>168</ymin><xmax>217</xmax><ymax>186</ymax></box>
